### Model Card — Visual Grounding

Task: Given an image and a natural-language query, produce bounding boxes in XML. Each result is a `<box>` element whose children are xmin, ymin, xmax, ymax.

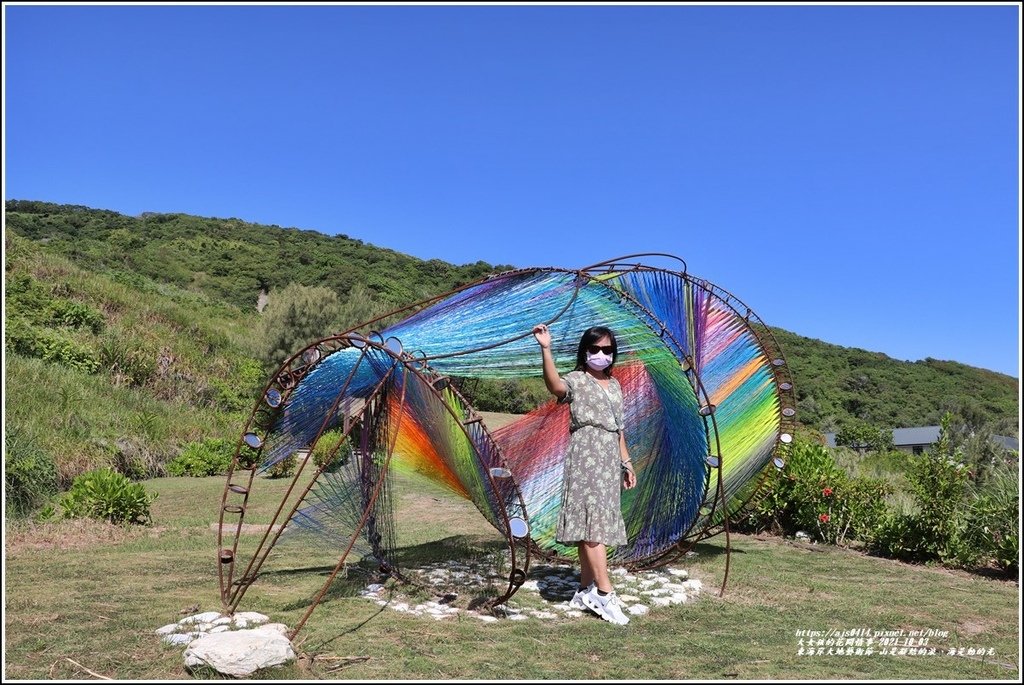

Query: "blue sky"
<box><xmin>4</xmin><ymin>4</ymin><xmax>1020</xmax><ymax>377</ymax></box>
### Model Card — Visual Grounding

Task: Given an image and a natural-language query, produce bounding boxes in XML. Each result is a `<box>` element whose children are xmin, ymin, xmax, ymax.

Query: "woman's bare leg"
<box><xmin>577</xmin><ymin>542</ymin><xmax>595</xmax><ymax>588</ymax></box>
<box><xmin>581</xmin><ymin>541</ymin><xmax>612</xmax><ymax>592</ymax></box>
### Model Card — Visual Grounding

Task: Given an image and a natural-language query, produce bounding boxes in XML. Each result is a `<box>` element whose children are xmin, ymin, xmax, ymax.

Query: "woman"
<box><xmin>531</xmin><ymin>323</ymin><xmax>636</xmax><ymax>626</ymax></box>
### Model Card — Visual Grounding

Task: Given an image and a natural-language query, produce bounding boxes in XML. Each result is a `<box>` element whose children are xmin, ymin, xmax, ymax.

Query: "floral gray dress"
<box><xmin>555</xmin><ymin>369</ymin><xmax>628</xmax><ymax>546</ymax></box>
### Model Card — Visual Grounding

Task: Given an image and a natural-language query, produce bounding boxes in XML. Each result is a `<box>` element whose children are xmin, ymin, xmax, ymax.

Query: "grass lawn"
<box><xmin>4</xmin><ymin>470</ymin><xmax>1019</xmax><ymax>680</ymax></box>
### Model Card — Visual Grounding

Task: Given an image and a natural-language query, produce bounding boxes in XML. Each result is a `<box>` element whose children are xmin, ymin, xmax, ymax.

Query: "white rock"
<box><xmin>364</xmin><ymin>584</ymin><xmax>385</xmax><ymax>593</ymax></box>
<box><xmin>628</xmin><ymin>604</ymin><xmax>650</xmax><ymax>616</ymax></box>
<box><xmin>639</xmin><ymin>579</ymin><xmax>657</xmax><ymax>587</ymax></box>
<box><xmin>210</xmin><ymin>625</ymin><xmax>231</xmax><ymax>633</ymax></box>
<box><xmin>156</xmin><ymin>623</ymin><xmax>180</xmax><ymax>635</ymax></box>
<box><xmin>669</xmin><ymin>594</ymin><xmax>688</xmax><ymax>604</ymax></box>
<box><xmin>180</xmin><ymin>611</ymin><xmax>224</xmax><ymax>626</ymax></box>
<box><xmin>255</xmin><ymin>623</ymin><xmax>290</xmax><ymax>636</ymax></box>
<box><xmin>231</xmin><ymin>612</ymin><xmax>270</xmax><ymax>629</ymax></box>
<box><xmin>531</xmin><ymin>611</ymin><xmax>558</xmax><ymax>620</ymax></box>
<box><xmin>664</xmin><ymin>583</ymin><xmax>688</xmax><ymax>593</ymax></box>
<box><xmin>233</xmin><ymin>611</ymin><xmax>269</xmax><ymax>624</ymax></box>
<box><xmin>198</xmin><ymin>623</ymin><xmax>215</xmax><ymax>631</ymax></box>
<box><xmin>520</xmin><ymin>580</ymin><xmax>539</xmax><ymax>591</ymax></box>
<box><xmin>374</xmin><ymin>599</ymin><xmax>388</xmax><ymax>606</ymax></box>
<box><xmin>475</xmin><ymin>615</ymin><xmax>498</xmax><ymax>623</ymax></box>
<box><xmin>651</xmin><ymin>597</ymin><xmax>672</xmax><ymax>607</ymax></box>
<box><xmin>211</xmin><ymin>616</ymin><xmax>232</xmax><ymax>626</ymax></box>
<box><xmin>618</xmin><ymin>595</ymin><xmax>640</xmax><ymax>603</ymax></box>
<box><xmin>667</xmin><ymin>568</ymin><xmax>689</xmax><ymax>578</ymax></box>
<box><xmin>184</xmin><ymin>629</ymin><xmax>295</xmax><ymax>677</ymax></box>
<box><xmin>684</xmin><ymin>579</ymin><xmax>703</xmax><ymax>591</ymax></box>
<box><xmin>163</xmin><ymin>632</ymin><xmax>202</xmax><ymax>646</ymax></box>
<box><xmin>610</xmin><ymin>568</ymin><xmax>627</xmax><ymax>576</ymax></box>
<box><xmin>508</xmin><ymin>614</ymin><xmax>528</xmax><ymax>621</ymax></box>
<box><xmin>565</xmin><ymin>610</ymin><xmax>584</xmax><ymax>618</ymax></box>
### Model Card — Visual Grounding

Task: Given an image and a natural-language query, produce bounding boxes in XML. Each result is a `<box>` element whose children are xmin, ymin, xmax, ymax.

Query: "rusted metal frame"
<box><xmin>393</xmin><ymin>363</ymin><xmax>532</xmax><ymax>605</ymax></box>
<box><xmin>217</xmin><ymin>433</ymin><xmax>258</xmax><ymax>604</ymax></box>
<box><xmin>224</xmin><ymin>342</ymin><xmax>368</xmax><ymax>605</ymax></box>
<box><xmin>219</xmin><ymin>336</ymin><xmax>361</xmax><ymax>603</ymax></box>
<box><xmin>578</xmin><ymin>252</ymin><xmax>689</xmax><ymax>275</ymax></box>
<box><xmin>672</xmin><ymin>277</ymin><xmax>797</xmax><ymax>537</ymax></box>
<box><xmin>602</xmin><ymin>264</ymin><xmax>795</xmax><ymax>551</ymax></box>
<box><xmin>226</xmin><ymin>353</ymin><xmax>393</xmax><ymax>611</ymax></box>
<box><xmin>289</xmin><ymin>357</ymin><xmax>412</xmax><ymax>639</ymax></box>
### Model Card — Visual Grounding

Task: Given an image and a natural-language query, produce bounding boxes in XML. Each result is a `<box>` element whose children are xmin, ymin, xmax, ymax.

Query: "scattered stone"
<box><xmin>184</xmin><ymin>629</ymin><xmax>295</xmax><ymax>678</ymax></box>
<box><xmin>475</xmin><ymin>614</ymin><xmax>498</xmax><ymax>623</ymax></box>
<box><xmin>163</xmin><ymin>632</ymin><xmax>202</xmax><ymax>646</ymax></box>
<box><xmin>667</xmin><ymin>568</ymin><xmax>689</xmax><ymax>578</ymax></box>
<box><xmin>651</xmin><ymin>597</ymin><xmax>672</xmax><ymax>607</ymax></box>
<box><xmin>156</xmin><ymin>623</ymin><xmax>180</xmax><ymax>635</ymax></box>
<box><xmin>210</xmin><ymin>625</ymin><xmax>231</xmax><ymax>634</ymax></box>
<box><xmin>179</xmin><ymin>611</ymin><xmax>223</xmax><ymax>626</ymax></box>
<box><xmin>628</xmin><ymin>604</ymin><xmax>650</xmax><ymax>616</ymax></box>
<box><xmin>233</xmin><ymin>611</ymin><xmax>270</xmax><ymax>625</ymax></box>
<box><xmin>255</xmin><ymin>623</ymin><xmax>290</xmax><ymax>636</ymax></box>
<box><xmin>211</xmin><ymin>616</ymin><xmax>232</xmax><ymax>626</ymax></box>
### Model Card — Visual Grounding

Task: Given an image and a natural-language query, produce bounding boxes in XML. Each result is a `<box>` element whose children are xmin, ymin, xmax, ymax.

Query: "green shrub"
<box><xmin>945</xmin><ymin>463</ymin><xmax>1019</xmax><ymax>572</ymax></box>
<box><xmin>59</xmin><ymin>467</ymin><xmax>157</xmax><ymax>525</ymax></box>
<box><xmin>267</xmin><ymin>454</ymin><xmax>298</xmax><ymax>479</ymax></box>
<box><xmin>48</xmin><ymin>299</ymin><xmax>105</xmax><ymax>334</ymax></box>
<box><xmin>737</xmin><ymin>439</ymin><xmax>890</xmax><ymax>547</ymax></box>
<box><xmin>98</xmin><ymin>334</ymin><xmax>156</xmax><ymax>386</ymax></box>
<box><xmin>311</xmin><ymin>429</ymin><xmax>352</xmax><ymax>471</ymax></box>
<box><xmin>166</xmin><ymin>438</ymin><xmax>235</xmax><ymax>477</ymax></box>
<box><xmin>8</xmin><ymin>320</ymin><xmax>101</xmax><ymax>373</ymax></box>
<box><xmin>4</xmin><ymin>426</ymin><xmax>58</xmax><ymax>516</ymax></box>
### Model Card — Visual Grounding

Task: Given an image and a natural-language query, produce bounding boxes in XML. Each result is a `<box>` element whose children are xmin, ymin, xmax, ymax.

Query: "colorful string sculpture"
<box><xmin>216</xmin><ymin>254</ymin><xmax>797</xmax><ymax>637</ymax></box>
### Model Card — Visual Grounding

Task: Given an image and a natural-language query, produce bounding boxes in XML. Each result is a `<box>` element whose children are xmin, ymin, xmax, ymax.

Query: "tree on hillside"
<box><xmin>255</xmin><ymin>283</ymin><xmax>345</xmax><ymax>370</ymax></box>
<box><xmin>254</xmin><ymin>282</ymin><xmax>399</xmax><ymax>371</ymax></box>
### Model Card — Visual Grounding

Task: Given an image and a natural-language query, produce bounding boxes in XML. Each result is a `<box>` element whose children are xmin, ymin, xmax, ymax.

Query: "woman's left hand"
<box><xmin>623</xmin><ymin>468</ymin><xmax>637</xmax><ymax>490</ymax></box>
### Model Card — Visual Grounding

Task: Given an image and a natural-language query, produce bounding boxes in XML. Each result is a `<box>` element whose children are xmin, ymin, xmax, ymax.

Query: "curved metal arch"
<box><xmin>218</xmin><ymin>333</ymin><xmax>532</xmax><ymax>631</ymax></box>
<box><xmin>219</xmin><ymin>253</ymin><xmax>794</xmax><ymax>621</ymax></box>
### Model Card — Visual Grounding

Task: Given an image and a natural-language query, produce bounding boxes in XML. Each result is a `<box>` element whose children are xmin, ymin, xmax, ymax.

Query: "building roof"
<box><xmin>892</xmin><ymin>426</ymin><xmax>941</xmax><ymax>446</ymax></box>
<box><xmin>823</xmin><ymin>426</ymin><xmax>1018</xmax><ymax>452</ymax></box>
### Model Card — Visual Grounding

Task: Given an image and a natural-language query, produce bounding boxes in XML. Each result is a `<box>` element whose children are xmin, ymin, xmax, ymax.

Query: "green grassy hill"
<box><xmin>4</xmin><ymin>200</ymin><xmax>1018</xmax><ymax>488</ymax></box>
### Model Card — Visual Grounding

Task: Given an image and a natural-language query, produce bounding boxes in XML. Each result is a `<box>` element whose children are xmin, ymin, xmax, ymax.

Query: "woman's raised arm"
<box><xmin>532</xmin><ymin>323</ymin><xmax>567</xmax><ymax>399</ymax></box>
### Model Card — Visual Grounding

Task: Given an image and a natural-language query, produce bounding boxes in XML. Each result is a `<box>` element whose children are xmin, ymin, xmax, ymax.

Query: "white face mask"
<box><xmin>585</xmin><ymin>351</ymin><xmax>613</xmax><ymax>371</ymax></box>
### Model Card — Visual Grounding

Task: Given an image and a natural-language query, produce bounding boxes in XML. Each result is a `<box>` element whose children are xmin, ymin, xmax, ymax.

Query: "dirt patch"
<box><xmin>4</xmin><ymin>518</ymin><xmax>155</xmax><ymax>556</ymax></box>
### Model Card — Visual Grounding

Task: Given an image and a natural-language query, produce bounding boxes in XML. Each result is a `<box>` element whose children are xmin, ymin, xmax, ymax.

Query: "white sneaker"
<box><xmin>570</xmin><ymin>583</ymin><xmax>594</xmax><ymax>611</ymax></box>
<box><xmin>581</xmin><ymin>587</ymin><xmax>630</xmax><ymax>625</ymax></box>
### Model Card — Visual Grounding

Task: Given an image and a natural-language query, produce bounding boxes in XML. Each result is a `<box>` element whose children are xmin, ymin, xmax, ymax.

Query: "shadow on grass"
<box><xmin>270</xmin><ymin>534</ymin><xmax>509</xmax><ymax>612</ymax></box>
<box><xmin>274</xmin><ymin>534</ymin><xmax>514</xmax><ymax>649</ymax></box>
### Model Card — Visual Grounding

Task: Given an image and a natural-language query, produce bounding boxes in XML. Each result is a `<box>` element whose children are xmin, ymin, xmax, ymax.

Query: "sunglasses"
<box><xmin>587</xmin><ymin>345</ymin><xmax>614</xmax><ymax>355</ymax></box>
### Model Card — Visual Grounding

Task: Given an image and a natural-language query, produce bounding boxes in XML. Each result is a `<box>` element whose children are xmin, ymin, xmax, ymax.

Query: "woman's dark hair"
<box><xmin>574</xmin><ymin>326</ymin><xmax>618</xmax><ymax>377</ymax></box>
